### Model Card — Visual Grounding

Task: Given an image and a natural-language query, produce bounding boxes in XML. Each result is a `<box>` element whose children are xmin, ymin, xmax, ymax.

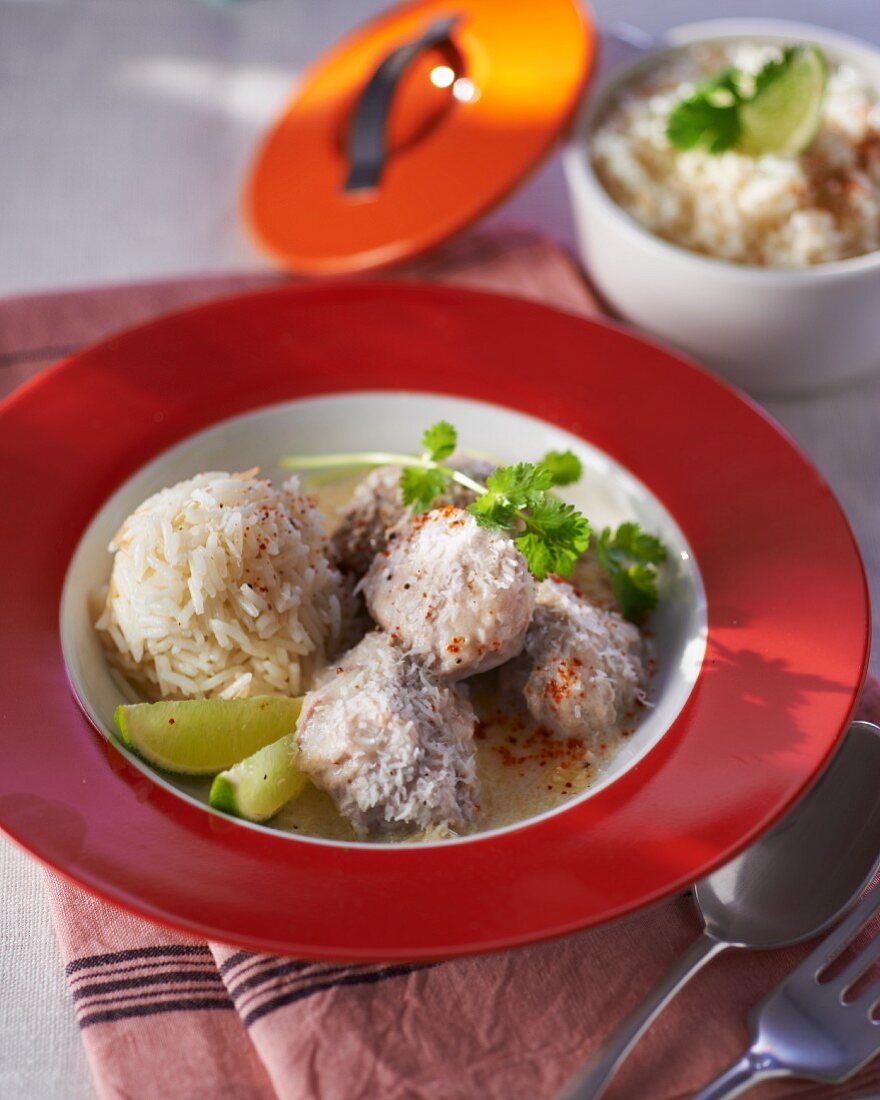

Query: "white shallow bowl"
<box><xmin>61</xmin><ymin>391</ymin><xmax>706</xmax><ymax>840</ymax></box>
<box><xmin>563</xmin><ymin>19</ymin><xmax>880</xmax><ymax>396</ymax></box>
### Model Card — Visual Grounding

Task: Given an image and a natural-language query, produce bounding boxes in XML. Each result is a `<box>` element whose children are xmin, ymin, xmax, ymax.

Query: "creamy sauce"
<box><xmin>473</xmin><ymin>716</ymin><xmax>598</xmax><ymax>829</ymax></box>
<box><xmin>273</xmin><ymin>692</ymin><xmax>638</xmax><ymax>842</ymax></box>
<box><xmin>468</xmin><ymin>679</ymin><xmax>634</xmax><ymax>833</ymax></box>
<box><xmin>269</xmin><ymin>475</ymin><xmax>642</xmax><ymax>843</ymax></box>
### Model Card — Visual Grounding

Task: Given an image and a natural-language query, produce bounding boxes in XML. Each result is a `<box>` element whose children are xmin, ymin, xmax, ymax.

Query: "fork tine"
<box><xmin>854</xmin><ymin>976</ymin><xmax>880</xmax><ymax>1015</ymax></box>
<box><xmin>813</xmin><ymin>888</ymin><xmax>880</xmax><ymax>980</ymax></box>
<box><xmin>832</xmin><ymin>930</ymin><xmax>880</xmax><ymax>996</ymax></box>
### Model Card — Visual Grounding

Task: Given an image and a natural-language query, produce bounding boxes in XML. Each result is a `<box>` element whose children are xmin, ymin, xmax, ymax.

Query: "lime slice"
<box><xmin>209</xmin><ymin>733</ymin><xmax>309</xmax><ymax>822</ymax></box>
<box><xmin>738</xmin><ymin>46</ymin><xmax>828</xmax><ymax>157</ymax></box>
<box><xmin>114</xmin><ymin>696</ymin><xmax>303</xmax><ymax>775</ymax></box>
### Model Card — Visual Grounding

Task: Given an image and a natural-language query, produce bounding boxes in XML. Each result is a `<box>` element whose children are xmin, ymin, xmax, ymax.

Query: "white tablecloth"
<box><xmin>1</xmin><ymin>1</ymin><xmax>878</xmax><ymax>1096</ymax></box>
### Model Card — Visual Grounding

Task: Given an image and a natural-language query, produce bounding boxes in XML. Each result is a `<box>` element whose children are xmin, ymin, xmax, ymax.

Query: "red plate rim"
<box><xmin>0</xmin><ymin>282</ymin><xmax>870</xmax><ymax>960</ymax></box>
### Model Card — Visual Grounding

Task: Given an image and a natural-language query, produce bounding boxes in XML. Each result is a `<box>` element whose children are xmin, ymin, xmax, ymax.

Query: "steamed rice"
<box><xmin>592</xmin><ymin>42</ymin><xmax>880</xmax><ymax>267</ymax></box>
<box><xmin>95</xmin><ymin>471</ymin><xmax>344</xmax><ymax>700</ymax></box>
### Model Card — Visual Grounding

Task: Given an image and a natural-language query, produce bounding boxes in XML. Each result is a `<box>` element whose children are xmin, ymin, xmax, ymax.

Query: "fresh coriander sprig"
<box><xmin>400</xmin><ymin>421</ymin><xmax>472</xmax><ymax>512</ymax></box>
<box><xmin>421</xmin><ymin>420</ymin><xmax>457</xmax><ymax>461</ymax></box>
<box><xmin>468</xmin><ymin>463</ymin><xmax>591</xmax><ymax>580</ymax></box>
<box><xmin>280</xmin><ymin>424</ymin><xmax>483</xmax><ymax>500</ymax></box>
<box><xmin>282</xmin><ymin>422</ymin><xmax>667</xmax><ymax>597</ymax></box>
<box><xmin>667</xmin><ymin>68</ymin><xmax>744</xmax><ymax>153</ymax></box>
<box><xmin>281</xmin><ymin>423</ymin><xmax>589</xmax><ymax>579</ymax></box>
<box><xmin>596</xmin><ymin>522</ymin><xmax>667</xmax><ymax>621</ymax></box>
<box><xmin>666</xmin><ymin>45</ymin><xmax>827</xmax><ymax>157</ymax></box>
<box><xmin>539</xmin><ymin>449</ymin><xmax>584</xmax><ymax>486</ymax></box>
<box><xmin>400</xmin><ymin>428</ymin><xmax>591</xmax><ymax>578</ymax></box>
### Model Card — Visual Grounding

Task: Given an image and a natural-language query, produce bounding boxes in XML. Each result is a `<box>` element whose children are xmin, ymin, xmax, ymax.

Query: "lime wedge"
<box><xmin>738</xmin><ymin>46</ymin><xmax>828</xmax><ymax>157</ymax></box>
<box><xmin>114</xmin><ymin>696</ymin><xmax>303</xmax><ymax>775</ymax></box>
<box><xmin>210</xmin><ymin>733</ymin><xmax>309</xmax><ymax>822</ymax></box>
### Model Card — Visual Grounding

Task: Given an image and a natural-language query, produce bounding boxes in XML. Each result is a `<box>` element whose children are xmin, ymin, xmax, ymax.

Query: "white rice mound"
<box><xmin>95</xmin><ymin>471</ymin><xmax>345</xmax><ymax>700</ymax></box>
<box><xmin>592</xmin><ymin>42</ymin><xmax>880</xmax><ymax>267</ymax></box>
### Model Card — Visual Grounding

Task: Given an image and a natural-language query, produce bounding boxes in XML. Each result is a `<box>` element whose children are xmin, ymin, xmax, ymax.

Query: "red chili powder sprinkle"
<box><xmin>435</xmin><ymin>505</ymin><xmax>466</xmax><ymax>528</ymax></box>
<box><xmin>490</xmin><ymin>724</ymin><xmax>587</xmax><ymax>773</ymax></box>
<box><xmin>541</xmin><ymin>658</ymin><xmax>583</xmax><ymax>705</ymax></box>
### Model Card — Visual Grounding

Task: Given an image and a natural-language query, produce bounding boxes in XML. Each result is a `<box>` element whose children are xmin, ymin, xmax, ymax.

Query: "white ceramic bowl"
<box><xmin>563</xmin><ymin>19</ymin><xmax>880</xmax><ymax>396</ymax></box>
<box><xmin>60</xmin><ymin>391</ymin><xmax>706</xmax><ymax>845</ymax></box>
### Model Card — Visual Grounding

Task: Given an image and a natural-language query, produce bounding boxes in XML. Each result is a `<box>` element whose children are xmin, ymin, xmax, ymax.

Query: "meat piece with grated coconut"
<box><xmin>501</xmin><ymin>577</ymin><xmax>644</xmax><ymax>744</ymax></box>
<box><xmin>329</xmin><ymin>455</ymin><xmax>494</xmax><ymax>576</ymax></box>
<box><xmin>295</xmin><ymin>632</ymin><xmax>478</xmax><ymax>836</ymax></box>
<box><xmin>361</xmin><ymin>506</ymin><xmax>534</xmax><ymax>681</ymax></box>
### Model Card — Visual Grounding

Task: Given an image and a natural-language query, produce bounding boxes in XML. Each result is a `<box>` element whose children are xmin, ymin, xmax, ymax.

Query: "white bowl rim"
<box><xmin>60</xmin><ymin>390</ymin><xmax>707</xmax><ymax>853</ymax></box>
<box><xmin>564</xmin><ymin>16</ymin><xmax>880</xmax><ymax>281</ymax></box>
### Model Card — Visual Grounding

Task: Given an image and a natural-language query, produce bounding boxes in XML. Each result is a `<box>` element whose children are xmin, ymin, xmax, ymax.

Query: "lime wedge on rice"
<box><xmin>738</xmin><ymin>45</ymin><xmax>828</xmax><ymax>157</ymax></box>
<box><xmin>210</xmin><ymin>733</ymin><xmax>309</xmax><ymax>822</ymax></box>
<box><xmin>114</xmin><ymin>696</ymin><xmax>303</xmax><ymax>775</ymax></box>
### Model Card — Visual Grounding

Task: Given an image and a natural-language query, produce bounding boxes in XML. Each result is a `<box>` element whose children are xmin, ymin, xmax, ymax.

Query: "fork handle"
<box><xmin>692</xmin><ymin>1049</ymin><xmax>787</xmax><ymax>1100</ymax></box>
<box><xmin>557</xmin><ymin>931</ymin><xmax>727</xmax><ymax>1100</ymax></box>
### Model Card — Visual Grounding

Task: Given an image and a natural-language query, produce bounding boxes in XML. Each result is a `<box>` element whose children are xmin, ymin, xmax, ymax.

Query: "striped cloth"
<box><xmin>6</xmin><ymin>229</ymin><xmax>880</xmax><ymax>1099</ymax></box>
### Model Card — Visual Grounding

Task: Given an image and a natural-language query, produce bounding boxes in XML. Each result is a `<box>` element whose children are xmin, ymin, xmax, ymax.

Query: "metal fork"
<box><xmin>693</xmin><ymin>886</ymin><xmax>880</xmax><ymax>1098</ymax></box>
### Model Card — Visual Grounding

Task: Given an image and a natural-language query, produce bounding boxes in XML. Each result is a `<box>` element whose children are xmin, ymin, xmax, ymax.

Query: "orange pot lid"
<box><xmin>244</xmin><ymin>0</ymin><xmax>594</xmax><ymax>275</ymax></box>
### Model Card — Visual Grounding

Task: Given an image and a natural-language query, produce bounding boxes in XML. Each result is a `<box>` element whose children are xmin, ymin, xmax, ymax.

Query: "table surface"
<box><xmin>2</xmin><ymin>1</ymin><xmax>879</xmax><ymax>1096</ymax></box>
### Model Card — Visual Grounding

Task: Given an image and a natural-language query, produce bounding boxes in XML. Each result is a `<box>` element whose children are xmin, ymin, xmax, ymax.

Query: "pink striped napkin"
<box><xmin>5</xmin><ymin>229</ymin><xmax>879</xmax><ymax>1099</ymax></box>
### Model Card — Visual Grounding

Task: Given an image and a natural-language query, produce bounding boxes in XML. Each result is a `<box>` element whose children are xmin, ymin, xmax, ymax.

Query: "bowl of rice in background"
<box><xmin>563</xmin><ymin>19</ymin><xmax>880</xmax><ymax>395</ymax></box>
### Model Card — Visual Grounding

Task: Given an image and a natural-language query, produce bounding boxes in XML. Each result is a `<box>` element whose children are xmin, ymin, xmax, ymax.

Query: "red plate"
<box><xmin>0</xmin><ymin>283</ymin><xmax>869</xmax><ymax>959</ymax></box>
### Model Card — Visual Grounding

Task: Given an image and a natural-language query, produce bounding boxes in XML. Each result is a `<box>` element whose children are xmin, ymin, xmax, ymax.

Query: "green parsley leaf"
<box><xmin>400</xmin><ymin>465</ymin><xmax>450</xmax><ymax>513</ymax></box>
<box><xmin>666</xmin><ymin>69</ymin><xmax>744</xmax><ymax>153</ymax></box>
<box><xmin>467</xmin><ymin>491</ymin><xmax>514</xmax><ymax>529</ymax></box>
<box><xmin>469</xmin><ymin>463</ymin><xmax>554</xmax><ymax>530</ymax></box>
<box><xmin>421</xmin><ymin>421</ymin><xmax>457</xmax><ymax>463</ymax></box>
<box><xmin>607</xmin><ymin>563</ymin><xmax>661</xmax><ymax>624</ymax></box>
<box><xmin>539</xmin><ymin>449</ymin><xmax>583</xmax><ymax>487</ymax></box>
<box><xmin>596</xmin><ymin>522</ymin><xmax>667</xmax><ymax>621</ymax></box>
<box><xmin>515</xmin><ymin>497</ymin><xmax>591</xmax><ymax>580</ymax></box>
<box><xmin>287</xmin><ymin>421</ymin><xmax>617</xmax><ymax>594</ymax></box>
<box><xmin>488</xmin><ymin>462</ymin><xmax>556</xmax><ymax>496</ymax></box>
<box><xmin>600</xmin><ymin>522</ymin><xmax>666</xmax><ymax>566</ymax></box>
<box><xmin>468</xmin><ymin>462</ymin><xmax>590</xmax><ymax>578</ymax></box>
